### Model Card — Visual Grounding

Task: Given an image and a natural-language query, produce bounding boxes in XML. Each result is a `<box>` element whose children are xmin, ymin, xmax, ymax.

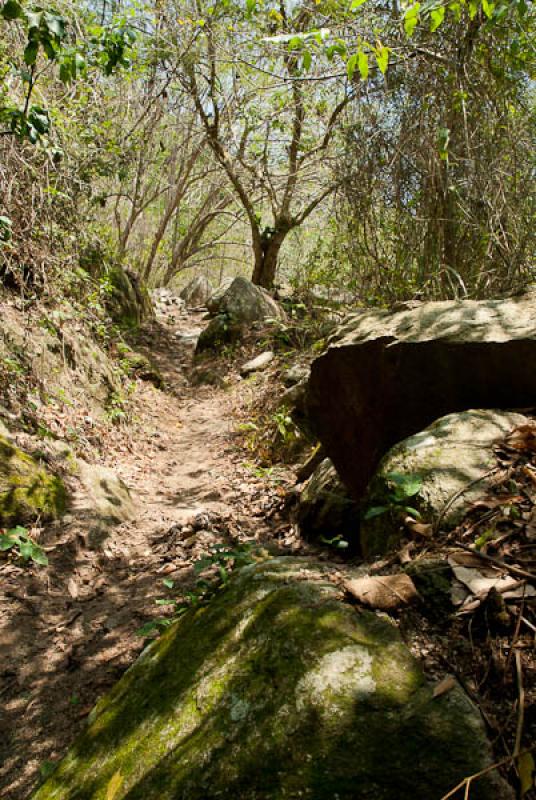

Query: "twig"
<box><xmin>514</xmin><ymin>651</ymin><xmax>525</xmax><ymax>759</ymax></box>
<box><xmin>439</xmin><ymin>745</ymin><xmax>536</xmax><ymax>800</ymax></box>
<box><xmin>453</xmin><ymin>543</ymin><xmax>536</xmax><ymax>582</ymax></box>
<box><xmin>434</xmin><ymin>467</ymin><xmax>503</xmax><ymax>534</ymax></box>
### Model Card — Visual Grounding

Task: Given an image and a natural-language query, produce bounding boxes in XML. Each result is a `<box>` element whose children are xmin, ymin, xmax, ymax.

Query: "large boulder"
<box><xmin>206</xmin><ymin>277</ymin><xmax>234</xmax><ymax>314</ymax></box>
<box><xmin>195</xmin><ymin>314</ymin><xmax>242</xmax><ymax>354</ymax></box>
<box><xmin>219</xmin><ymin>276</ymin><xmax>285</xmax><ymax>324</ymax></box>
<box><xmin>360</xmin><ymin>409</ymin><xmax>528</xmax><ymax>557</ymax></box>
<box><xmin>33</xmin><ymin>558</ymin><xmax>512</xmax><ymax>800</ymax></box>
<box><xmin>306</xmin><ymin>291</ymin><xmax>536</xmax><ymax>501</ymax></box>
<box><xmin>297</xmin><ymin>458</ymin><xmax>360</xmax><ymax>548</ymax></box>
<box><xmin>180</xmin><ymin>275</ymin><xmax>213</xmax><ymax>308</ymax></box>
<box><xmin>0</xmin><ymin>434</ymin><xmax>66</xmax><ymax>524</ymax></box>
<box><xmin>108</xmin><ymin>266</ymin><xmax>154</xmax><ymax>328</ymax></box>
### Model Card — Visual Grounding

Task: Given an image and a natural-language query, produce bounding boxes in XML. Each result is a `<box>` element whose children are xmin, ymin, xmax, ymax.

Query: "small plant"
<box><xmin>0</xmin><ymin>526</ymin><xmax>48</xmax><ymax>566</ymax></box>
<box><xmin>364</xmin><ymin>472</ymin><xmax>423</xmax><ymax>521</ymax></box>
<box><xmin>272</xmin><ymin>407</ymin><xmax>298</xmax><ymax>446</ymax></box>
<box><xmin>136</xmin><ymin>543</ymin><xmax>254</xmax><ymax>637</ymax></box>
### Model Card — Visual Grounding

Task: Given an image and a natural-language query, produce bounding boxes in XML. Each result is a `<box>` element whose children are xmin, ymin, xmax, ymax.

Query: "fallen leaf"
<box><xmin>518</xmin><ymin>751</ymin><xmax>535</xmax><ymax>797</ymax></box>
<box><xmin>505</xmin><ymin>423</ymin><xmax>536</xmax><ymax>452</ymax></box>
<box><xmin>432</xmin><ymin>675</ymin><xmax>457</xmax><ymax>698</ymax></box>
<box><xmin>344</xmin><ymin>573</ymin><xmax>418</xmax><ymax>610</ymax></box>
<box><xmin>404</xmin><ymin>517</ymin><xmax>432</xmax><ymax>538</ymax></box>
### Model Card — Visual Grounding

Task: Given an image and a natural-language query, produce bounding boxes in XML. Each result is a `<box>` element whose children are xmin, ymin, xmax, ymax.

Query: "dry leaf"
<box><xmin>518</xmin><ymin>751</ymin><xmax>535</xmax><ymax>797</ymax></box>
<box><xmin>505</xmin><ymin>423</ymin><xmax>536</xmax><ymax>452</ymax></box>
<box><xmin>432</xmin><ymin>675</ymin><xmax>457</xmax><ymax>698</ymax></box>
<box><xmin>345</xmin><ymin>573</ymin><xmax>418</xmax><ymax>610</ymax></box>
<box><xmin>404</xmin><ymin>517</ymin><xmax>433</xmax><ymax>538</ymax></box>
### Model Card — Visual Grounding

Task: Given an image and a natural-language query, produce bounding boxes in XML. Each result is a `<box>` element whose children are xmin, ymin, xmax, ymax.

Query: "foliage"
<box><xmin>0</xmin><ymin>524</ymin><xmax>48</xmax><ymax>565</ymax></box>
<box><xmin>136</xmin><ymin>543</ymin><xmax>254</xmax><ymax>637</ymax></box>
<box><xmin>364</xmin><ymin>472</ymin><xmax>423</xmax><ymax>521</ymax></box>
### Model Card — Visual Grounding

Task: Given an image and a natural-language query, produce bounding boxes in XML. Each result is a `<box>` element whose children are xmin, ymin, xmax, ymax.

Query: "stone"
<box><xmin>240</xmin><ymin>350</ymin><xmax>274</xmax><ymax>376</ymax></box>
<box><xmin>306</xmin><ymin>290</ymin><xmax>536</xmax><ymax>501</ymax></box>
<box><xmin>195</xmin><ymin>314</ymin><xmax>242</xmax><ymax>354</ymax></box>
<box><xmin>72</xmin><ymin>460</ymin><xmax>136</xmax><ymax>528</ymax></box>
<box><xmin>360</xmin><ymin>409</ymin><xmax>527</xmax><ymax>557</ymax></box>
<box><xmin>297</xmin><ymin>458</ymin><xmax>360</xmax><ymax>549</ymax></box>
<box><xmin>32</xmin><ymin>558</ymin><xmax>512</xmax><ymax>800</ymax></box>
<box><xmin>283</xmin><ymin>363</ymin><xmax>309</xmax><ymax>387</ymax></box>
<box><xmin>108</xmin><ymin>266</ymin><xmax>154</xmax><ymax>328</ymax></box>
<box><xmin>206</xmin><ymin>278</ymin><xmax>234</xmax><ymax>314</ymax></box>
<box><xmin>121</xmin><ymin>351</ymin><xmax>163</xmax><ymax>388</ymax></box>
<box><xmin>0</xmin><ymin>434</ymin><xmax>66</xmax><ymax>524</ymax></box>
<box><xmin>219</xmin><ymin>276</ymin><xmax>285</xmax><ymax>324</ymax></box>
<box><xmin>180</xmin><ymin>275</ymin><xmax>213</xmax><ymax>308</ymax></box>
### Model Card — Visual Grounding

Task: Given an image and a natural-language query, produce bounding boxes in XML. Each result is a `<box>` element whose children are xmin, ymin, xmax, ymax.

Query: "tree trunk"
<box><xmin>251</xmin><ymin>227</ymin><xmax>288</xmax><ymax>289</ymax></box>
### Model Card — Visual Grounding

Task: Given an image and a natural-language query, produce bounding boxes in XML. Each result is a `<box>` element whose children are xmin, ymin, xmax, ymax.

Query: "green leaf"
<box><xmin>358</xmin><ymin>50</ymin><xmax>369</xmax><ymax>79</ymax></box>
<box><xmin>25</xmin><ymin>10</ymin><xmax>43</xmax><ymax>29</ymax></box>
<box><xmin>403</xmin><ymin>505</ymin><xmax>422</xmax><ymax>520</ymax></box>
<box><xmin>481</xmin><ymin>0</ymin><xmax>494</xmax><ymax>16</ymax></box>
<box><xmin>0</xmin><ymin>534</ymin><xmax>16</xmax><ymax>551</ymax></box>
<box><xmin>43</xmin><ymin>12</ymin><xmax>66</xmax><ymax>39</ymax></box>
<box><xmin>30</xmin><ymin>547</ymin><xmax>48</xmax><ymax>566</ymax></box>
<box><xmin>24</xmin><ymin>40</ymin><xmax>39</xmax><ymax>66</ymax></box>
<box><xmin>448</xmin><ymin>1</ymin><xmax>462</xmax><ymax>21</ymax></box>
<box><xmin>1</xmin><ymin>0</ymin><xmax>22</xmax><ymax>20</ymax></box>
<box><xmin>375</xmin><ymin>44</ymin><xmax>389</xmax><ymax>74</ymax></box>
<box><xmin>246</xmin><ymin>0</ymin><xmax>256</xmax><ymax>13</ymax></box>
<box><xmin>350</xmin><ymin>0</ymin><xmax>368</xmax><ymax>7</ymax></box>
<box><xmin>346</xmin><ymin>52</ymin><xmax>358</xmax><ymax>80</ymax></box>
<box><xmin>162</xmin><ymin>578</ymin><xmax>174</xmax><ymax>589</ymax></box>
<box><xmin>364</xmin><ymin>505</ymin><xmax>389</xmax><ymax>520</ymax></box>
<box><xmin>404</xmin><ymin>3</ymin><xmax>421</xmax><ymax>36</ymax></box>
<box><xmin>19</xmin><ymin>539</ymin><xmax>33</xmax><ymax>560</ymax></box>
<box><xmin>430</xmin><ymin>6</ymin><xmax>445</xmax><ymax>30</ymax></box>
<box><xmin>518</xmin><ymin>752</ymin><xmax>535</xmax><ymax>798</ymax></box>
<box><xmin>302</xmin><ymin>49</ymin><xmax>312</xmax><ymax>71</ymax></box>
<box><xmin>468</xmin><ymin>0</ymin><xmax>479</xmax><ymax>18</ymax></box>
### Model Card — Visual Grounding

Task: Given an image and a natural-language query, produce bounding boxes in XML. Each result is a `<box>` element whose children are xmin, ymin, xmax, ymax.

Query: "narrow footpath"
<box><xmin>0</xmin><ymin>307</ymin><xmax>297</xmax><ymax>800</ymax></box>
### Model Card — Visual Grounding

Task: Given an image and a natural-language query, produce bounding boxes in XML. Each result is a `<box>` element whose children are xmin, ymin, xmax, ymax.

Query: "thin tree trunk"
<box><xmin>252</xmin><ymin>228</ymin><xmax>288</xmax><ymax>289</ymax></box>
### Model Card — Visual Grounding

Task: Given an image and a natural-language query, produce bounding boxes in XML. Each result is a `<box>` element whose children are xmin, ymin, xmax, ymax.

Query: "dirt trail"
<box><xmin>0</xmin><ymin>308</ymin><xmax>294</xmax><ymax>800</ymax></box>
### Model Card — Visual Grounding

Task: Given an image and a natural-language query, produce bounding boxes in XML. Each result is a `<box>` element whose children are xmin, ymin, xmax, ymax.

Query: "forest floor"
<box><xmin>0</xmin><ymin>305</ymin><xmax>308</xmax><ymax>800</ymax></box>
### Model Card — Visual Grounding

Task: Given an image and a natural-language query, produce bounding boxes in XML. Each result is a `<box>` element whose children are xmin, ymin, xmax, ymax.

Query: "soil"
<box><xmin>0</xmin><ymin>306</ymin><xmax>303</xmax><ymax>800</ymax></box>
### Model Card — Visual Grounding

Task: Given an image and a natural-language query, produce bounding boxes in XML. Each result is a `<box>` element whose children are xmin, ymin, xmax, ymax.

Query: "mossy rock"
<box><xmin>108</xmin><ymin>267</ymin><xmax>154</xmax><ymax>329</ymax></box>
<box><xmin>0</xmin><ymin>435</ymin><xmax>66</xmax><ymax>524</ymax></box>
<box><xmin>195</xmin><ymin>313</ymin><xmax>242</xmax><ymax>354</ymax></box>
<box><xmin>32</xmin><ymin>558</ymin><xmax>511</xmax><ymax>800</ymax></box>
<box><xmin>122</xmin><ymin>351</ymin><xmax>163</xmax><ymax>388</ymax></box>
<box><xmin>360</xmin><ymin>409</ymin><xmax>527</xmax><ymax>558</ymax></box>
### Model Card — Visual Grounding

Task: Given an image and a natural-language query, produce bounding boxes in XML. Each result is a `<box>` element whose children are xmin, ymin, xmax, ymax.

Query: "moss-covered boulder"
<box><xmin>108</xmin><ymin>267</ymin><xmax>154</xmax><ymax>329</ymax></box>
<box><xmin>32</xmin><ymin>558</ymin><xmax>511</xmax><ymax>800</ymax></box>
<box><xmin>361</xmin><ymin>409</ymin><xmax>527</xmax><ymax>557</ymax></box>
<box><xmin>0</xmin><ymin>435</ymin><xmax>66</xmax><ymax>524</ymax></box>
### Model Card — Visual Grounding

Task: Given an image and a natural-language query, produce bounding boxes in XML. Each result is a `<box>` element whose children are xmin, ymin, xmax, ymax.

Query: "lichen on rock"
<box><xmin>32</xmin><ymin>558</ymin><xmax>512</xmax><ymax>800</ymax></box>
<box><xmin>0</xmin><ymin>434</ymin><xmax>66</xmax><ymax>524</ymax></box>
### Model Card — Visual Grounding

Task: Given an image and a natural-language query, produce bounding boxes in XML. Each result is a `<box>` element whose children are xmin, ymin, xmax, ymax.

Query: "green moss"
<box><xmin>0</xmin><ymin>436</ymin><xmax>66</xmax><ymax>524</ymax></box>
<box><xmin>32</xmin><ymin>559</ymin><xmax>511</xmax><ymax>800</ymax></box>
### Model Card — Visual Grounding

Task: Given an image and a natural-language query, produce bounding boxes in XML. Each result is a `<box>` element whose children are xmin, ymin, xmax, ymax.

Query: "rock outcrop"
<box><xmin>180</xmin><ymin>275</ymin><xmax>213</xmax><ymax>308</ymax></box>
<box><xmin>218</xmin><ymin>276</ymin><xmax>285</xmax><ymax>324</ymax></box>
<box><xmin>108</xmin><ymin>266</ymin><xmax>154</xmax><ymax>328</ymax></box>
<box><xmin>360</xmin><ymin>409</ymin><xmax>528</xmax><ymax>557</ymax></box>
<box><xmin>32</xmin><ymin>558</ymin><xmax>512</xmax><ymax>800</ymax></box>
<box><xmin>0</xmin><ymin>434</ymin><xmax>66</xmax><ymax>524</ymax></box>
<box><xmin>206</xmin><ymin>278</ymin><xmax>234</xmax><ymax>314</ymax></box>
<box><xmin>306</xmin><ymin>291</ymin><xmax>536</xmax><ymax>501</ymax></box>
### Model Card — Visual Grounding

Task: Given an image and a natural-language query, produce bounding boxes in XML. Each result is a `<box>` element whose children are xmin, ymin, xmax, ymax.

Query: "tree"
<box><xmin>160</xmin><ymin>0</ymin><xmax>356</xmax><ymax>288</ymax></box>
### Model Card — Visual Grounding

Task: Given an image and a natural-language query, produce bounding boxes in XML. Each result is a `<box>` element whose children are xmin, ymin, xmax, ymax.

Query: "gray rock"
<box><xmin>240</xmin><ymin>350</ymin><xmax>274</xmax><ymax>376</ymax></box>
<box><xmin>283</xmin><ymin>363</ymin><xmax>309</xmax><ymax>387</ymax></box>
<box><xmin>180</xmin><ymin>276</ymin><xmax>213</xmax><ymax>308</ymax></box>
<box><xmin>206</xmin><ymin>278</ymin><xmax>234</xmax><ymax>314</ymax></box>
<box><xmin>74</xmin><ymin>460</ymin><xmax>136</xmax><ymax>528</ymax></box>
<box><xmin>297</xmin><ymin>458</ymin><xmax>360</xmax><ymax>548</ymax></box>
<box><xmin>219</xmin><ymin>276</ymin><xmax>285</xmax><ymax>324</ymax></box>
<box><xmin>195</xmin><ymin>314</ymin><xmax>241</xmax><ymax>354</ymax></box>
<box><xmin>306</xmin><ymin>290</ymin><xmax>536</xmax><ymax>501</ymax></box>
<box><xmin>32</xmin><ymin>558</ymin><xmax>512</xmax><ymax>800</ymax></box>
<box><xmin>360</xmin><ymin>409</ymin><xmax>528</xmax><ymax>556</ymax></box>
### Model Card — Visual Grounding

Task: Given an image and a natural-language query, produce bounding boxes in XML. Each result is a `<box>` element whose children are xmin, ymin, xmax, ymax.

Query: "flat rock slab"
<box><xmin>306</xmin><ymin>291</ymin><xmax>536</xmax><ymax>500</ymax></box>
<box><xmin>33</xmin><ymin>558</ymin><xmax>512</xmax><ymax>800</ymax></box>
<box><xmin>240</xmin><ymin>350</ymin><xmax>274</xmax><ymax>375</ymax></box>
